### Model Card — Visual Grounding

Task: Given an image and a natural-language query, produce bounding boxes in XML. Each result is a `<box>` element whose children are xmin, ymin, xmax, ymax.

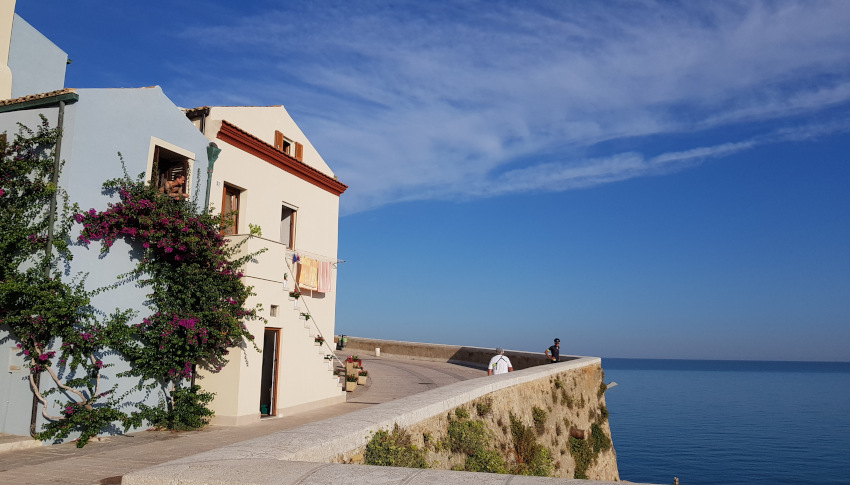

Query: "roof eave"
<box><xmin>0</xmin><ymin>90</ymin><xmax>80</xmax><ymax>114</ymax></box>
<box><xmin>216</xmin><ymin>120</ymin><xmax>348</xmax><ymax>197</ymax></box>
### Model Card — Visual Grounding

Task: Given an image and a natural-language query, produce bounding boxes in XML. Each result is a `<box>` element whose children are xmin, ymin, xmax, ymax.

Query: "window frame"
<box><xmin>221</xmin><ymin>183</ymin><xmax>241</xmax><ymax>235</ymax></box>
<box><xmin>145</xmin><ymin>137</ymin><xmax>195</xmax><ymax>198</ymax></box>
<box><xmin>280</xmin><ymin>202</ymin><xmax>297</xmax><ymax>249</ymax></box>
<box><xmin>274</xmin><ymin>130</ymin><xmax>304</xmax><ymax>161</ymax></box>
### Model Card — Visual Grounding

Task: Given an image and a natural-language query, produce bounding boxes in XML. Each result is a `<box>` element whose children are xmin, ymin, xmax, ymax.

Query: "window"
<box><xmin>274</xmin><ymin>130</ymin><xmax>304</xmax><ymax>161</ymax></box>
<box><xmin>270</xmin><ymin>305</ymin><xmax>279</xmax><ymax>317</ymax></box>
<box><xmin>280</xmin><ymin>204</ymin><xmax>296</xmax><ymax>248</ymax></box>
<box><xmin>221</xmin><ymin>184</ymin><xmax>241</xmax><ymax>235</ymax></box>
<box><xmin>150</xmin><ymin>145</ymin><xmax>191</xmax><ymax>198</ymax></box>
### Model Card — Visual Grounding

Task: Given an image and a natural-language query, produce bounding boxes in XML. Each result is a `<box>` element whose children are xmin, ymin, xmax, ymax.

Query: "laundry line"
<box><xmin>286</xmin><ymin>248</ymin><xmax>345</xmax><ymax>266</ymax></box>
<box><xmin>232</xmin><ymin>234</ymin><xmax>345</xmax><ymax>265</ymax></box>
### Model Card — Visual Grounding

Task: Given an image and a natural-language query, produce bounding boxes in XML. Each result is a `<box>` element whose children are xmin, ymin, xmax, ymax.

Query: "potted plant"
<box><xmin>345</xmin><ymin>374</ymin><xmax>358</xmax><ymax>392</ymax></box>
<box><xmin>344</xmin><ymin>355</ymin><xmax>362</xmax><ymax>375</ymax></box>
<box><xmin>357</xmin><ymin>369</ymin><xmax>368</xmax><ymax>385</ymax></box>
<box><xmin>289</xmin><ymin>290</ymin><xmax>301</xmax><ymax>309</ymax></box>
<box><xmin>314</xmin><ymin>336</ymin><xmax>325</xmax><ymax>346</ymax></box>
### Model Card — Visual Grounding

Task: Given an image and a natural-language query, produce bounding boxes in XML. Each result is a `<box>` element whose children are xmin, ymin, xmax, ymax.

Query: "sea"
<box><xmin>601</xmin><ymin>358</ymin><xmax>850</xmax><ymax>485</ymax></box>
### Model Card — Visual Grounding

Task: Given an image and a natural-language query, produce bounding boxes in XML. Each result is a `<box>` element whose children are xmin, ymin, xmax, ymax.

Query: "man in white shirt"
<box><xmin>487</xmin><ymin>347</ymin><xmax>514</xmax><ymax>375</ymax></box>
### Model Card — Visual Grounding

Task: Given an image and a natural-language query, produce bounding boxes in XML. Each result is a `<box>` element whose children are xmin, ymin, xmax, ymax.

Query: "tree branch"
<box><xmin>28</xmin><ymin>372</ymin><xmax>63</xmax><ymax>421</ymax></box>
<box><xmin>34</xmin><ymin>344</ymin><xmax>88</xmax><ymax>404</ymax></box>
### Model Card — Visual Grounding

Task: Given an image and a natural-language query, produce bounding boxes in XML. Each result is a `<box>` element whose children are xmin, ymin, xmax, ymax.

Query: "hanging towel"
<box><xmin>317</xmin><ymin>261</ymin><xmax>333</xmax><ymax>293</ymax></box>
<box><xmin>298</xmin><ymin>257</ymin><xmax>319</xmax><ymax>291</ymax></box>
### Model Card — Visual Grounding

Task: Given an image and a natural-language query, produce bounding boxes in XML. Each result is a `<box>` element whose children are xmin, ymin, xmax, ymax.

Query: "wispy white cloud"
<box><xmin>172</xmin><ymin>1</ymin><xmax>850</xmax><ymax>213</ymax></box>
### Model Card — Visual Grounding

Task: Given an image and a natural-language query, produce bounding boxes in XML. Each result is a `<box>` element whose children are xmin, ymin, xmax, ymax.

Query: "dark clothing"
<box><xmin>548</xmin><ymin>345</ymin><xmax>560</xmax><ymax>362</ymax></box>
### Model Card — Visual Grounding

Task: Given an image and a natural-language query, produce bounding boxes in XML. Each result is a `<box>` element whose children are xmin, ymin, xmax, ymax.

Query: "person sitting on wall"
<box><xmin>488</xmin><ymin>347</ymin><xmax>513</xmax><ymax>376</ymax></box>
<box><xmin>162</xmin><ymin>175</ymin><xmax>189</xmax><ymax>200</ymax></box>
<box><xmin>545</xmin><ymin>338</ymin><xmax>560</xmax><ymax>363</ymax></box>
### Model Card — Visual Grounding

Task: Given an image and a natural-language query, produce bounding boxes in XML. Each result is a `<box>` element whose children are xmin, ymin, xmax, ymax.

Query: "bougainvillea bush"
<box><xmin>1</xmin><ymin>118</ymin><xmax>262</xmax><ymax>446</ymax></box>
<box><xmin>74</xmin><ymin>164</ymin><xmax>264</xmax><ymax>424</ymax></box>
<box><xmin>0</xmin><ymin>118</ymin><xmax>129</xmax><ymax>447</ymax></box>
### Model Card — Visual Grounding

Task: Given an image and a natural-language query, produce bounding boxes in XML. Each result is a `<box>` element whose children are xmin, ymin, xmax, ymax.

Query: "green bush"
<box><xmin>526</xmin><ymin>445</ymin><xmax>554</xmax><ymax>477</ymax></box>
<box><xmin>465</xmin><ymin>448</ymin><xmax>507</xmax><ymax>474</ymax></box>
<box><xmin>364</xmin><ymin>424</ymin><xmax>428</xmax><ymax>468</ymax></box>
<box><xmin>126</xmin><ymin>385</ymin><xmax>215</xmax><ymax>431</ymax></box>
<box><xmin>570</xmin><ymin>436</ymin><xmax>593</xmax><ymax>479</ymax></box>
<box><xmin>532</xmin><ymin>406</ymin><xmax>547</xmax><ymax>435</ymax></box>
<box><xmin>476</xmin><ymin>398</ymin><xmax>493</xmax><ymax>417</ymax></box>
<box><xmin>590</xmin><ymin>422</ymin><xmax>612</xmax><ymax>453</ymax></box>
<box><xmin>454</xmin><ymin>407</ymin><xmax>470</xmax><ymax>420</ymax></box>
<box><xmin>509</xmin><ymin>413</ymin><xmax>553</xmax><ymax>477</ymax></box>
<box><xmin>37</xmin><ymin>404</ymin><xmax>126</xmax><ymax>448</ymax></box>
<box><xmin>447</xmin><ymin>417</ymin><xmax>487</xmax><ymax>455</ymax></box>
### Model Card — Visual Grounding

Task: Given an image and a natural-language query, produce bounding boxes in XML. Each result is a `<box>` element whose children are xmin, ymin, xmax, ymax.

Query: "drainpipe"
<box><xmin>31</xmin><ymin>99</ymin><xmax>66</xmax><ymax>437</ymax></box>
<box><xmin>203</xmin><ymin>142</ymin><xmax>221</xmax><ymax>209</ymax></box>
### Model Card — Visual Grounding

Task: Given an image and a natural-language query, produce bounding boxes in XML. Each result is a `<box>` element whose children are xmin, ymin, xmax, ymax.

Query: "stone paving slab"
<box><xmin>123</xmin><ymin>459</ymin><xmax>639</xmax><ymax>485</ymax></box>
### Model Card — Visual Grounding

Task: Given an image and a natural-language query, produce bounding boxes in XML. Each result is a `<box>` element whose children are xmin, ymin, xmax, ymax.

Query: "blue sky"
<box><xmin>21</xmin><ymin>1</ymin><xmax>850</xmax><ymax>361</ymax></box>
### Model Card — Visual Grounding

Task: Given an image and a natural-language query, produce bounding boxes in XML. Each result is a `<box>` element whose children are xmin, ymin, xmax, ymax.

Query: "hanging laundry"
<box><xmin>298</xmin><ymin>257</ymin><xmax>319</xmax><ymax>291</ymax></box>
<box><xmin>292</xmin><ymin>253</ymin><xmax>301</xmax><ymax>264</ymax></box>
<box><xmin>317</xmin><ymin>261</ymin><xmax>333</xmax><ymax>293</ymax></box>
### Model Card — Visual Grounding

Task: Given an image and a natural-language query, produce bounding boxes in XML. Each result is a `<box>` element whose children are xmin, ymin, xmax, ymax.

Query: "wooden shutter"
<box><xmin>181</xmin><ymin>159</ymin><xmax>189</xmax><ymax>195</ymax></box>
<box><xmin>152</xmin><ymin>146</ymin><xmax>161</xmax><ymax>185</ymax></box>
<box><xmin>295</xmin><ymin>142</ymin><xmax>303</xmax><ymax>161</ymax></box>
<box><xmin>274</xmin><ymin>130</ymin><xmax>284</xmax><ymax>151</ymax></box>
<box><xmin>222</xmin><ymin>185</ymin><xmax>240</xmax><ymax>235</ymax></box>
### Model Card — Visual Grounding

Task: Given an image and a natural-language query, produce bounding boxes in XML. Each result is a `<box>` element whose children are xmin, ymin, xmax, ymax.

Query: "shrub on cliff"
<box><xmin>447</xmin><ymin>416</ymin><xmax>488</xmax><ymax>455</ymax></box>
<box><xmin>365</xmin><ymin>424</ymin><xmax>428</xmax><ymax>468</ymax></box>
<box><xmin>509</xmin><ymin>412</ymin><xmax>553</xmax><ymax>477</ymax></box>
<box><xmin>465</xmin><ymin>448</ymin><xmax>507</xmax><ymax>473</ymax></box>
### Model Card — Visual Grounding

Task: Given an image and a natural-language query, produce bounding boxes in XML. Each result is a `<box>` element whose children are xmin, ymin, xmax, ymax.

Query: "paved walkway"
<box><xmin>0</xmin><ymin>354</ymin><xmax>486</xmax><ymax>485</ymax></box>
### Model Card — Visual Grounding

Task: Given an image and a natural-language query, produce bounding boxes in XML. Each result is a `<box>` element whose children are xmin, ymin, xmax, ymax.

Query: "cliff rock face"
<box><xmin>339</xmin><ymin>362</ymin><xmax>618</xmax><ymax>480</ymax></box>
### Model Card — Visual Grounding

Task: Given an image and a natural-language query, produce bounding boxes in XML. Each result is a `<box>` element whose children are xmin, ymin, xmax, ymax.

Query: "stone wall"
<box><xmin>334</xmin><ymin>359</ymin><xmax>618</xmax><ymax>480</ymax></box>
<box><xmin>341</xmin><ymin>336</ymin><xmax>569</xmax><ymax>370</ymax></box>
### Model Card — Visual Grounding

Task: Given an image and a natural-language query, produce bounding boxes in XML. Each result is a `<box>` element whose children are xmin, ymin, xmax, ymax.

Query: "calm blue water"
<box><xmin>602</xmin><ymin>359</ymin><xmax>850</xmax><ymax>485</ymax></box>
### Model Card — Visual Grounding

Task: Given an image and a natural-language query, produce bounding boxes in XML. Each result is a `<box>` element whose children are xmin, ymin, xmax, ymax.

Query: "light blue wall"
<box><xmin>8</xmin><ymin>14</ymin><xmax>67</xmax><ymax>97</ymax></box>
<box><xmin>0</xmin><ymin>87</ymin><xmax>215</xmax><ymax>440</ymax></box>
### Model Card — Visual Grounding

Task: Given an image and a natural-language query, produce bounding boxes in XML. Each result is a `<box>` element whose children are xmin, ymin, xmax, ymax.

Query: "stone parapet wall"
<box><xmin>335</xmin><ymin>357</ymin><xmax>618</xmax><ymax>480</ymax></box>
<box><xmin>341</xmin><ymin>336</ymin><xmax>568</xmax><ymax>369</ymax></box>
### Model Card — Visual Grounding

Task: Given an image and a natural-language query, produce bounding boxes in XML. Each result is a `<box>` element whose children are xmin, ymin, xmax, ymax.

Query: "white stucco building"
<box><xmin>186</xmin><ymin>106</ymin><xmax>348</xmax><ymax>424</ymax></box>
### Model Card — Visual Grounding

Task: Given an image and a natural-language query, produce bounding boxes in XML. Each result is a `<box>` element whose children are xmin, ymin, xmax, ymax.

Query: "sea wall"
<box><xmin>125</xmin><ymin>352</ymin><xmax>619</xmax><ymax>483</ymax></box>
<box><xmin>335</xmin><ymin>357</ymin><xmax>618</xmax><ymax>480</ymax></box>
<box><xmin>341</xmin><ymin>336</ymin><xmax>565</xmax><ymax>369</ymax></box>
